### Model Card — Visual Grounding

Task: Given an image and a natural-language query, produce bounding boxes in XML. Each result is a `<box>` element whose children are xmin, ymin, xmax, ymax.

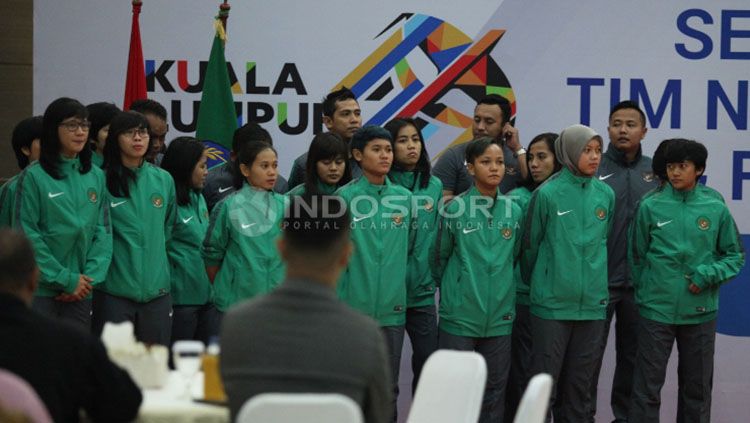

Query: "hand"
<box><xmin>688</xmin><ymin>283</ymin><xmax>702</xmax><ymax>294</ymax></box>
<box><xmin>503</xmin><ymin>123</ymin><xmax>521</xmax><ymax>152</ymax></box>
<box><xmin>70</xmin><ymin>275</ymin><xmax>93</xmax><ymax>300</ymax></box>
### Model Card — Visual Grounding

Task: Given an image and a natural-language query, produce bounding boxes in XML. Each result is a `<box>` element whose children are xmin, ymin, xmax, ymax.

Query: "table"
<box><xmin>137</xmin><ymin>371</ymin><xmax>229</xmax><ymax>423</ymax></box>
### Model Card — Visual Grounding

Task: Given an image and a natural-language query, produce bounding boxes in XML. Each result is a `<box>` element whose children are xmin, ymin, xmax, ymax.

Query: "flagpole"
<box><xmin>218</xmin><ymin>1</ymin><xmax>230</xmax><ymax>32</ymax></box>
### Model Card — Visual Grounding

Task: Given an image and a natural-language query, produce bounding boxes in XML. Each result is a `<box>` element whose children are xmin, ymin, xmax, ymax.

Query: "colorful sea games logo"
<box><xmin>145</xmin><ymin>13</ymin><xmax>515</xmax><ymax>165</ymax></box>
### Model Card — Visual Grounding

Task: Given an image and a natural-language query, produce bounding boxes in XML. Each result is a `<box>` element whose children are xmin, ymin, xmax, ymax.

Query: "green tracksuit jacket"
<box><xmin>507</xmin><ymin>186</ymin><xmax>532</xmax><ymax>306</ymax></box>
<box><xmin>0</xmin><ymin>175</ymin><xmax>19</xmax><ymax>228</ymax></box>
<box><xmin>433</xmin><ymin>186</ymin><xmax>523</xmax><ymax>337</ymax></box>
<box><xmin>168</xmin><ymin>191</ymin><xmax>212</xmax><ymax>305</ymax></box>
<box><xmin>522</xmin><ymin>168</ymin><xmax>615</xmax><ymax>320</ymax></box>
<box><xmin>336</xmin><ymin>176</ymin><xmax>413</xmax><ymax>326</ymax></box>
<box><xmin>14</xmin><ymin>159</ymin><xmax>112</xmax><ymax>296</ymax></box>
<box><xmin>389</xmin><ymin>171</ymin><xmax>442</xmax><ymax>308</ymax></box>
<box><xmin>202</xmin><ymin>184</ymin><xmax>287</xmax><ymax>312</ymax></box>
<box><xmin>102</xmin><ymin>163</ymin><xmax>176</xmax><ymax>302</ymax></box>
<box><xmin>629</xmin><ymin>183</ymin><xmax>744</xmax><ymax>324</ymax></box>
<box><xmin>286</xmin><ymin>180</ymin><xmax>338</xmax><ymax>197</ymax></box>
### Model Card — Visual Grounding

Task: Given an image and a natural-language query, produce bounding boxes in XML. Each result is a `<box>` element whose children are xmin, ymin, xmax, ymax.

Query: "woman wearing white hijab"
<box><xmin>521</xmin><ymin>124</ymin><xmax>615</xmax><ymax>422</ymax></box>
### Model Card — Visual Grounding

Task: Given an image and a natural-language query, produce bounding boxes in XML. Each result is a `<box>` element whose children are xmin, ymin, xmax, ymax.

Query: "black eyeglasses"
<box><xmin>59</xmin><ymin>120</ymin><xmax>91</xmax><ymax>132</ymax></box>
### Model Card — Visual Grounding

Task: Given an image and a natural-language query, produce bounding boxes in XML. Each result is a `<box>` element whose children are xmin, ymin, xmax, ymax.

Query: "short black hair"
<box><xmin>129</xmin><ymin>99</ymin><xmax>167</xmax><ymax>120</ymax></box>
<box><xmin>232</xmin><ymin>122</ymin><xmax>272</xmax><ymax>153</ymax></box>
<box><xmin>283</xmin><ymin>194</ymin><xmax>350</xmax><ymax>254</ymax></box>
<box><xmin>609</xmin><ymin>100</ymin><xmax>646</xmax><ymax>126</ymax></box>
<box><xmin>465</xmin><ymin>137</ymin><xmax>499</xmax><ymax>164</ymax></box>
<box><xmin>662</xmin><ymin>138</ymin><xmax>708</xmax><ymax>180</ymax></box>
<box><xmin>11</xmin><ymin>116</ymin><xmax>43</xmax><ymax>170</ymax></box>
<box><xmin>350</xmin><ymin>125</ymin><xmax>392</xmax><ymax>153</ymax></box>
<box><xmin>322</xmin><ymin>87</ymin><xmax>357</xmax><ymax>118</ymax></box>
<box><xmin>476</xmin><ymin>94</ymin><xmax>512</xmax><ymax>126</ymax></box>
<box><xmin>0</xmin><ymin>229</ymin><xmax>36</xmax><ymax>291</ymax></box>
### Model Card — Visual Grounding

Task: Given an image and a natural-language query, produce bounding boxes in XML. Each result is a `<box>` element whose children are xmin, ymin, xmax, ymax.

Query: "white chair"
<box><xmin>235</xmin><ymin>393</ymin><xmax>363</xmax><ymax>423</ymax></box>
<box><xmin>407</xmin><ymin>350</ymin><xmax>487</xmax><ymax>423</ymax></box>
<box><xmin>512</xmin><ymin>373</ymin><xmax>553</xmax><ymax>423</ymax></box>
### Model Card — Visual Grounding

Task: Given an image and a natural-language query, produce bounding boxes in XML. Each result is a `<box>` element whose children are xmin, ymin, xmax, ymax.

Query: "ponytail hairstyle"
<box><xmin>232</xmin><ymin>141</ymin><xmax>277</xmax><ymax>189</ymax></box>
<box><xmin>384</xmin><ymin>118</ymin><xmax>432</xmax><ymax>189</ymax></box>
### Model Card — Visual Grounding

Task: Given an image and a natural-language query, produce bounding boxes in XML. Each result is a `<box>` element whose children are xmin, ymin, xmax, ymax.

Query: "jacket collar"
<box><xmin>354</xmin><ymin>174</ymin><xmax>392</xmax><ymax>195</ymax></box>
<box><xmin>605</xmin><ymin>143</ymin><xmax>643</xmax><ymax>166</ymax></box>
<box><xmin>665</xmin><ymin>182</ymin><xmax>697</xmax><ymax>201</ymax></box>
<box><xmin>559</xmin><ymin>166</ymin><xmax>593</xmax><ymax>186</ymax></box>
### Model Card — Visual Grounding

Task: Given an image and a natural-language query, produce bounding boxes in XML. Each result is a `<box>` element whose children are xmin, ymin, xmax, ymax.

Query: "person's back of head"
<box><xmin>278</xmin><ymin>194</ymin><xmax>352</xmax><ymax>286</ymax></box>
<box><xmin>128</xmin><ymin>98</ymin><xmax>167</xmax><ymax>120</ymax></box>
<box><xmin>0</xmin><ymin>229</ymin><xmax>37</xmax><ymax>304</ymax></box>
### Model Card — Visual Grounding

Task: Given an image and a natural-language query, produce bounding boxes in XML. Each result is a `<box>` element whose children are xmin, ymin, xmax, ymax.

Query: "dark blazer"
<box><xmin>221</xmin><ymin>278</ymin><xmax>392</xmax><ymax>423</ymax></box>
<box><xmin>0</xmin><ymin>294</ymin><xmax>142</xmax><ymax>422</ymax></box>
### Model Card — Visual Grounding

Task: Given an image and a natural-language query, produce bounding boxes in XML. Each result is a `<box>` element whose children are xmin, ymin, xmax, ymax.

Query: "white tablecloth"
<box><xmin>137</xmin><ymin>371</ymin><xmax>229</xmax><ymax>423</ymax></box>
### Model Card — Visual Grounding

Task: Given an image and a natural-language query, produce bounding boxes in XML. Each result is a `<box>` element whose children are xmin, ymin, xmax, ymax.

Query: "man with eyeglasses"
<box><xmin>130</xmin><ymin>99</ymin><xmax>169</xmax><ymax>165</ymax></box>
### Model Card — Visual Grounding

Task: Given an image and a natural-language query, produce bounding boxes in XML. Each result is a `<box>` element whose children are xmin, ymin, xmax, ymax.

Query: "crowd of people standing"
<box><xmin>0</xmin><ymin>88</ymin><xmax>744</xmax><ymax>423</ymax></box>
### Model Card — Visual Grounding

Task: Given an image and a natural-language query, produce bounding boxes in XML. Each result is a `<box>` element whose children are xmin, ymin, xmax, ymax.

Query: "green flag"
<box><xmin>196</xmin><ymin>20</ymin><xmax>237</xmax><ymax>168</ymax></box>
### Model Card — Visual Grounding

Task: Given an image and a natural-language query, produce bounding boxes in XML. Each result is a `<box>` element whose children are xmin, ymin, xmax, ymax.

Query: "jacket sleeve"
<box><xmin>520</xmin><ymin>190</ymin><xmax>547</xmax><ymax>283</ymax></box>
<box><xmin>0</xmin><ymin>180</ymin><xmax>13</xmax><ymax>228</ymax></box>
<box><xmin>164</xmin><ymin>180</ymin><xmax>177</xmax><ymax>243</ymax></box>
<box><xmin>202</xmin><ymin>199</ymin><xmax>230</xmax><ymax>267</ymax></box>
<box><xmin>512</xmin><ymin>202</ymin><xmax>524</xmax><ymax>264</ymax></box>
<box><xmin>628</xmin><ymin>200</ymin><xmax>651</xmax><ymax>289</ymax></box>
<box><xmin>83</xmin><ymin>189</ymin><xmax>113</xmax><ymax>285</ymax></box>
<box><xmin>15</xmin><ymin>172</ymin><xmax>79</xmax><ymax>293</ymax></box>
<box><xmin>691</xmin><ymin>207</ymin><xmax>745</xmax><ymax>289</ymax></box>
<box><xmin>431</xmin><ymin>207</ymin><xmax>454</xmax><ymax>286</ymax></box>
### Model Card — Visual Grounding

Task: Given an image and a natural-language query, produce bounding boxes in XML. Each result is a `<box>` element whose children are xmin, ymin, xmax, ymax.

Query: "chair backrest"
<box><xmin>407</xmin><ymin>350</ymin><xmax>487</xmax><ymax>423</ymax></box>
<box><xmin>236</xmin><ymin>393</ymin><xmax>363</xmax><ymax>423</ymax></box>
<box><xmin>512</xmin><ymin>373</ymin><xmax>553</xmax><ymax>423</ymax></box>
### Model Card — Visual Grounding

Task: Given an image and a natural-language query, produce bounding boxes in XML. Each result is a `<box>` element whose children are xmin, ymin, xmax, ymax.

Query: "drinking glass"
<box><xmin>172</xmin><ymin>340</ymin><xmax>205</xmax><ymax>400</ymax></box>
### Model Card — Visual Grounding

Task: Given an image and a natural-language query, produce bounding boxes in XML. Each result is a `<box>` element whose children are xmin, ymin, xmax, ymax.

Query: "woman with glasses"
<box><xmin>92</xmin><ymin>111</ymin><xmax>176</xmax><ymax>346</ymax></box>
<box><xmin>13</xmin><ymin>97</ymin><xmax>112</xmax><ymax>331</ymax></box>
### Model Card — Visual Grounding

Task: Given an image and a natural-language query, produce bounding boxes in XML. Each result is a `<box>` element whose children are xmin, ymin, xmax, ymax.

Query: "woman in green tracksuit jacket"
<box><xmin>161</xmin><ymin>137</ymin><xmax>220</xmax><ymax>346</ymax></box>
<box><xmin>385</xmin><ymin>118</ymin><xmax>442</xmax><ymax>395</ymax></box>
<box><xmin>86</xmin><ymin>102</ymin><xmax>120</xmax><ymax>168</ymax></box>
<box><xmin>14</xmin><ymin>98</ymin><xmax>111</xmax><ymax>331</ymax></box>
<box><xmin>628</xmin><ymin>139</ymin><xmax>744</xmax><ymax>423</ymax></box>
<box><xmin>521</xmin><ymin>124</ymin><xmax>614</xmax><ymax>423</ymax></box>
<box><xmin>504</xmin><ymin>132</ymin><xmax>560</xmax><ymax>419</ymax></box>
<box><xmin>1</xmin><ymin>116</ymin><xmax>43</xmax><ymax>228</ymax></box>
<box><xmin>93</xmin><ymin>111</ymin><xmax>176</xmax><ymax>346</ymax></box>
<box><xmin>202</xmin><ymin>141</ymin><xmax>286</xmax><ymax>314</ymax></box>
<box><xmin>336</xmin><ymin>125</ymin><xmax>413</xmax><ymax>420</ymax></box>
<box><xmin>433</xmin><ymin>137</ymin><xmax>523</xmax><ymax>423</ymax></box>
<box><xmin>286</xmin><ymin>132</ymin><xmax>351</xmax><ymax>197</ymax></box>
